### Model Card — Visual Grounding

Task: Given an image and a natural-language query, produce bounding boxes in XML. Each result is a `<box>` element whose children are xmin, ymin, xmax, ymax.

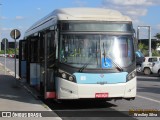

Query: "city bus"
<box><xmin>19</xmin><ymin>8</ymin><xmax>136</xmax><ymax>101</ymax></box>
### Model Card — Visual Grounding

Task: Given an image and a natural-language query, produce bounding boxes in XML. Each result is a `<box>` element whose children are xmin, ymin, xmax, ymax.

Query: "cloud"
<box><xmin>156</xmin><ymin>24</ymin><xmax>160</xmax><ymax>30</ymax></box>
<box><xmin>0</xmin><ymin>16</ymin><xmax>7</xmax><ymax>20</ymax></box>
<box><xmin>101</xmin><ymin>0</ymin><xmax>151</xmax><ymax>23</ymax></box>
<box><xmin>73</xmin><ymin>0</ymin><xmax>87</xmax><ymax>7</ymax></box>
<box><xmin>102</xmin><ymin>0</ymin><xmax>149</xmax><ymax>16</ymax></box>
<box><xmin>104</xmin><ymin>0</ymin><xmax>154</xmax><ymax>6</ymax></box>
<box><xmin>15</xmin><ymin>16</ymin><xmax>24</xmax><ymax>20</ymax></box>
<box><xmin>37</xmin><ymin>8</ymin><xmax>41</xmax><ymax>11</ymax></box>
<box><xmin>102</xmin><ymin>0</ymin><xmax>160</xmax><ymax>15</ymax></box>
<box><xmin>126</xmin><ymin>8</ymin><xmax>147</xmax><ymax>16</ymax></box>
<box><xmin>1</xmin><ymin>27</ymin><xmax>13</xmax><ymax>31</ymax></box>
<box><xmin>1</xmin><ymin>26</ymin><xmax>27</xmax><ymax>32</ymax></box>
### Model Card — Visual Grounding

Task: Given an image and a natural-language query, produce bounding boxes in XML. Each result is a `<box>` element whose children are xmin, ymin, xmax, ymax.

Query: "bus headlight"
<box><xmin>69</xmin><ymin>76</ymin><xmax>74</xmax><ymax>81</ymax></box>
<box><xmin>127</xmin><ymin>71</ymin><xmax>136</xmax><ymax>81</ymax></box>
<box><xmin>62</xmin><ymin>73</ymin><xmax>67</xmax><ymax>79</ymax></box>
<box><xmin>59</xmin><ymin>69</ymin><xmax>76</xmax><ymax>82</ymax></box>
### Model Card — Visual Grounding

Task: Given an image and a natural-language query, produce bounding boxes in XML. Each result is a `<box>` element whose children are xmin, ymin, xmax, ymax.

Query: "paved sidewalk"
<box><xmin>0</xmin><ymin>63</ymin><xmax>61</xmax><ymax>120</ymax></box>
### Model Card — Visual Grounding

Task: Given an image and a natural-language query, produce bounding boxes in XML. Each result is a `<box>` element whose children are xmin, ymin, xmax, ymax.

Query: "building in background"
<box><xmin>1</xmin><ymin>42</ymin><xmax>19</xmax><ymax>50</ymax></box>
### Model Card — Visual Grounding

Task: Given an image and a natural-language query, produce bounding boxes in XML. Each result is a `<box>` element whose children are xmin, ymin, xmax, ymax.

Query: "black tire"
<box><xmin>144</xmin><ymin>68</ymin><xmax>151</xmax><ymax>75</ymax></box>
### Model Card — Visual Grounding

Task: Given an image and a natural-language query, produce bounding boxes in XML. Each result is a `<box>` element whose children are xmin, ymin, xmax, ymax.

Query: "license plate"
<box><xmin>95</xmin><ymin>93</ymin><xmax>108</xmax><ymax>98</ymax></box>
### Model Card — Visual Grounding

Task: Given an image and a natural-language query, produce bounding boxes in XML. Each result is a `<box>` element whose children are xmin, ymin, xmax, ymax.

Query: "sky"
<box><xmin>0</xmin><ymin>0</ymin><xmax>160</xmax><ymax>41</ymax></box>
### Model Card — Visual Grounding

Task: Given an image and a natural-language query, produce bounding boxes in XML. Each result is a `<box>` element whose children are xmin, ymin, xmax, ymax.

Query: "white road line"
<box><xmin>137</xmin><ymin>95</ymin><xmax>160</xmax><ymax>104</ymax></box>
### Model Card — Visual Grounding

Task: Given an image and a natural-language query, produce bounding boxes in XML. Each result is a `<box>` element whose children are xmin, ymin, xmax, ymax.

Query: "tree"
<box><xmin>138</xmin><ymin>43</ymin><xmax>148</xmax><ymax>56</ymax></box>
<box><xmin>154</xmin><ymin>33</ymin><xmax>160</xmax><ymax>39</ymax></box>
<box><xmin>138</xmin><ymin>42</ymin><xmax>148</xmax><ymax>51</ymax></box>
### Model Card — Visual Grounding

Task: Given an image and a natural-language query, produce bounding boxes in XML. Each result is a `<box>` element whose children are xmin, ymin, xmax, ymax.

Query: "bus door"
<box><xmin>40</xmin><ymin>30</ymin><xmax>57</xmax><ymax>99</ymax></box>
<box><xmin>19</xmin><ymin>40</ymin><xmax>27</xmax><ymax>80</ymax></box>
<box><xmin>29</xmin><ymin>37</ymin><xmax>40</xmax><ymax>89</ymax></box>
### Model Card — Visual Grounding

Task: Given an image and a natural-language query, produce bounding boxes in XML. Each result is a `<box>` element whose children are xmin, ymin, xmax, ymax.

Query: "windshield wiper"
<box><xmin>79</xmin><ymin>63</ymin><xmax>89</xmax><ymax>72</ymax></box>
<box><xmin>103</xmin><ymin>43</ymin><xmax>107</xmax><ymax>66</ymax></box>
<box><xmin>96</xmin><ymin>41</ymin><xmax>98</xmax><ymax>65</ymax></box>
<box><xmin>79</xmin><ymin>42</ymin><xmax>124</xmax><ymax>72</ymax></box>
<box><xmin>102</xmin><ymin>42</ymin><xmax>123</xmax><ymax>72</ymax></box>
<box><xmin>108</xmin><ymin>56</ymin><xmax>123</xmax><ymax>72</ymax></box>
<box><xmin>79</xmin><ymin>57</ymin><xmax>93</xmax><ymax>72</ymax></box>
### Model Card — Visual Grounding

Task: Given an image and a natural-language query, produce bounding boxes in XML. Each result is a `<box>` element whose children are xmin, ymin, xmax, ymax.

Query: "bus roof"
<box><xmin>25</xmin><ymin>8</ymin><xmax>132</xmax><ymax>37</ymax></box>
<box><xmin>55</xmin><ymin>8</ymin><xmax>131</xmax><ymax>21</ymax></box>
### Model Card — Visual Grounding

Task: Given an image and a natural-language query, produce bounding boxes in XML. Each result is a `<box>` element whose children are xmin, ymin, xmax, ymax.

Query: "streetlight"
<box><xmin>137</xmin><ymin>26</ymin><xmax>152</xmax><ymax>57</ymax></box>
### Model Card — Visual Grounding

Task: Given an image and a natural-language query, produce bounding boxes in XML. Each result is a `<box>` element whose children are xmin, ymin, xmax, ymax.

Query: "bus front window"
<box><xmin>60</xmin><ymin>35</ymin><xmax>101</xmax><ymax>68</ymax></box>
<box><xmin>60</xmin><ymin>34</ymin><xmax>135</xmax><ymax>69</ymax></box>
<box><xmin>100</xmin><ymin>35</ymin><xmax>134</xmax><ymax>68</ymax></box>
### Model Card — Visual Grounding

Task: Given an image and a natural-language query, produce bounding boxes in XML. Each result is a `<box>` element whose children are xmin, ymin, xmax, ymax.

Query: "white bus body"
<box><xmin>21</xmin><ymin>8</ymin><xmax>136</xmax><ymax>101</ymax></box>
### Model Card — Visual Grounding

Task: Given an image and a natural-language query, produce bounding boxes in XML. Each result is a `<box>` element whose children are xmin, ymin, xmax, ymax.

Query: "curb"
<box><xmin>0</xmin><ymin>62</ymin><xmax>62</xmax><ymax>119</ymax></box>
<box><xmin>23</xmin><ymin>85</ymin><xmax>52</xmax><ymax>111</ymax></box>
<box><xmin>137</xmin><ymin>76</ymin><xmax>159</xmax><ymax>79</ymax></box>
<box><xmin>0</xmin><ymin>63</ymin><xmax>54</xmax><ymax>112</ymax></box>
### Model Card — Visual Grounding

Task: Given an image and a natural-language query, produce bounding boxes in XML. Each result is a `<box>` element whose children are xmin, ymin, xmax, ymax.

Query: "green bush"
<box><xmin>152</xmin><ymin>49</ymin><xmax>160</xmax><ymax>56</ymax></box>
<box><xmin>138</xmin><ymin>43</ymin><xmax>160</xmax><ymax>57</ymax></box>
<box><xmin>0</xmin><ymin>48</ymin><xmax>18</xmax><ymax>54</ymax></box>
<box><xmin>0</xmin><ymin>50</ymin><xmax>4</xmax><ymax>54</ymax></box>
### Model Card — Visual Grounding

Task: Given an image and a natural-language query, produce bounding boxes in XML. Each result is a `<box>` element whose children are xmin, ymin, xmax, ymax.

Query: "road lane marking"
<box><xmin>137</xmin><ymin>95</ymin><xmax>160</xmax><ymax>103</ymax></box>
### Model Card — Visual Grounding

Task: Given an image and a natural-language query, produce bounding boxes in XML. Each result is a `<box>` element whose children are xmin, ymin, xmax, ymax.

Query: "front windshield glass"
<box><xmin>60</xmin><ymin>34</ymin><xmax>134</xmax><ymax>69</ymax></box>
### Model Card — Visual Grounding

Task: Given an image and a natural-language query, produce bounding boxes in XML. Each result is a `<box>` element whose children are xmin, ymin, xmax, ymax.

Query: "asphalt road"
<box><xmin>0</xmin><ymin>57</ymin><xmax>159</xmax><ymax>120</ymax></box>
<box><xmin>43</xmin><ymin>76</ymin><xmax>160</xmax><ymax>120</ymax></box>
<box><xmin>0</xmin><ymin>57</ymin><xmax>19</xmax><ymax>76</ymax></box>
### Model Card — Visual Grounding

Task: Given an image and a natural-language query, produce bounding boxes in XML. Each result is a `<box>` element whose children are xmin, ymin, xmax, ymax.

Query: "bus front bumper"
<box><xmin>56</xmin><ymin>77</ymin><xmax>136</xmax><ymax>100</ymax></box>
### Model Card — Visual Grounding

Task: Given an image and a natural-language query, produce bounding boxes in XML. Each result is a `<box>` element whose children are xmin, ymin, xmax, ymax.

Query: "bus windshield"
<box><xmin>60</xmin><ymin>34</ymin><xmax>135</xmax><ymax>69</ymax></box>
